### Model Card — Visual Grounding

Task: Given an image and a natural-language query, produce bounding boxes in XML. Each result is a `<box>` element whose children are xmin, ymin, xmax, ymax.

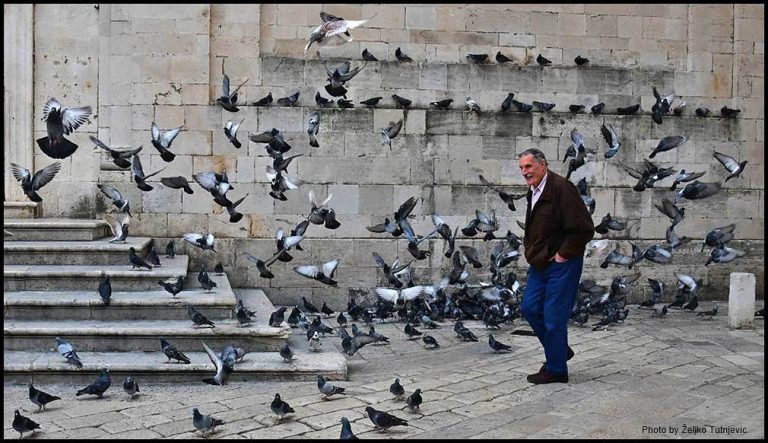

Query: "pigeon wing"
<box><xmin>10</xmin><ymin>163</ymin><xmax>31</xmax><ymax>183</ymax></box>
<box><xmin>42</xmin><ymin>98</ymin><xmax>62</xmax><ymax>121</ymax></box>
<box><xmin>98</xmin><ymin>183</ymin><xmax>123</xmax><ymax>203</ymax></box>
<box><xmin>322</xmin><ymin>259</ymin><xmax>339</xmax><ymax>278</ymax></box>
<box><xmin>31</xmin><ymin>162</ymin><xmax>62</xmax><ymax>190</ymax></box>
<box><xmin>712</xmin><ymin>151</ymin><xmax>738</xmax><ymax>172</ymax></box>
<box><xmin>159</xmin><ymin>126</ymin><xmax>183</xmax><ymax>148</ymax></box>
<box><xmin>61</xmin><ymin>106</ymin><xmax>92</xmax><ymax>135</ymax></box>
<box><xmin>294</xmin><ymin>265</ymin><xmax>320</xmax><ymax>279</ymax></box>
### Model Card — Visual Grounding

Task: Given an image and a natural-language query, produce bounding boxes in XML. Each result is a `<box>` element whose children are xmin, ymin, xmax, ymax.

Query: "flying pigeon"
<box><xmin>224</xmin><ymin>118</ymin><xmax>245</xmax><ymax>149</ymax></box>
<box><xmin>37</xmin><ymin>97</ymin><xmax>92</xmax><ymax>159</ymax></box>
<box><xmin>654</xmin><ymin>198</ymin><xmax>685</xmax><ymax>226</ymax></box>
<box><xmin>76</xmin><ymin>368</ymin><xmax>111</xmax><ymax>398</ymax></box>
<box><xmin>202</xmin><ymin>341</ymin><xmax>233</xmax><ymax>386</ymax></box>
<box><xmin>150</xmin><ymin>122</ymin><xmax>183</xmax><ymax>162</ymax></box>
<box><xmin>90</xmin><ymin>136</ymin><xmax>142</xmax><ymax>168</ymax></box>
<box><xmin>702</xmin><ymin>223</ymin><xmax>736</xmax><ymax>252</ymax></box>
<box><xmin>649</xmin><ymin>135</ymin><xmax>687</xmax><ymax>159</ymax></box>
<box><xmin>160</xmin><ymin>337</ymin><xmax>191</xmax><ymax>364</ymax></box>
<box><xmin>669</xmin><ymin>169</ymin><xmax>706</xmax><ymax>190</ymax></box>
<box><xmin>479</xmin><ymin>174</ymin><xmax>526</xmax><ymax>212</ymax></box>
<box><xmin>675</xmin><ymin>181</ymin><xmax>722</xmax><ymax>203</ymax></box>
<box><xmin>705</xmin><ymin>246</ymin><xmax>746</xmax><ymax>266</ymax></box>
<box><xmin>192</xmin><ymin>407</ymin><xmax>224</xmax><ymax>436</ymax></box>
<box><xmin>617</xmin><ymin>104</ymin><xmax>641</xmax><ymax>114</ymax></box>
<box><xmin>306</xmin><ymin>111</ymin><xmax>320</xmax><ymax>148</ymax></box>
<box><xmin>380</xmin><ymin>120</ymin><xmax>403</xmax><ymax>149</ymax></box>
<box><xmin>294</xmin><ymin>258</ymin><xmax>340</xmax><ymax>285</ymax></box>
<box><xmin>10</xmin><ymin>161</ymin><xmax>61</xmax><ymax>203</ymax></box>
<box><xmin>183</xmin><ymin>232</ymin><xmax>216</xmax><ymax>252</ymax></box>
<box><xmin>160</xmin><ymin>176</ymin><xmax>194</xmax><ymax>194</ymax></box>
<box><xmin>600</xmin><ymin>123</ymin><xmax>621</xmax><ymax>159</ymax></box>
<box><xmin>304</xmin><ymin>11</ymin><xmax>373</xmax><ymax>54</ymax></box>
<box><xmin>216</xmin><ymin>59</ymin><xmax>248</xmax><ymax>112</ymax></box>
<box><xmin>712</xmin><ymin>151</ymin><xmax>748</xmax><ymax>182</ymax></box>
<box><xmin>341</xmin><ymin>334</ymin><xmax>378</xmax><ymax>356</ymax></box>
<box><xmin>28</xmin><ymin>384</ymin><xmax>61</xmax><ymax>412</ymax></box>
<box><xmin>594</xmin><ymin>213</ymin><xmax>626</xmax><ymax>234</ymax></box>
<box><xmin>131</xmin><ymin>154</ymin><xmax>165</xmax><ymax>192</ymax></box>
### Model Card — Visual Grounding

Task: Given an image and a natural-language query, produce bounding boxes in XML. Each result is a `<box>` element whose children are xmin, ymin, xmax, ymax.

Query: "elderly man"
<box><xmin>518</xmin><ymin>148</ymin><xmax>594</xmax><ymax>384</ymax></box>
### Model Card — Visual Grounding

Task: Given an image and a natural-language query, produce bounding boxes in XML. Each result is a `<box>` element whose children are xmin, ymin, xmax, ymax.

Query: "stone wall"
<box><xmin>18</xmin><ymin>4</ymin><xmax>765</xmax><ymax>307</ymax></box>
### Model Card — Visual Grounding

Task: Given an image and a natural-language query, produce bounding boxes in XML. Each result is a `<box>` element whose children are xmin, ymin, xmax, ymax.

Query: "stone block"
<box><xmin>448</xmin><ymin>135</ymin><xmax>483</xmax><ymax>160</ymax></box>
<box><xmin>358</xmin><ymin>185</ymin><xmax>394</xmax><ymax>216</ymax></box>
<box><xmin>468</xmin><ymin>64</ymin><xmax>501</xmax><ymax>91</ymax></box>
<box><xmin>728</xmin><ymin>272</ymin><xmax>756</xmax><ymax>329</ymax></box>
<box><xmin>379</xmin><ymin>61</ymin><xmax>420</xmax><ymax>89</ymax></box>
<box><xmin>260</xmin><ymin>57</ymin><xmax>305</xmax><ymax>88</ymax></box>
<box><xmin>322</xmin><ymin>108</ymin><xmax>374</xmax><ymax>133</ymax></box>
<box><xmin>142</xmin><ymin>182</ymin><xmax>182</xmax><ymax>214</ymax></box>
<box><xmin>419</xmin><ymin>63</ymin><xmax>448</xmax><ymax>90</ymax></box>
<box><xmin>482</xmin><ymin>136</ymin><xmax>517</xmax><ymax>160</ymax></box>
<box><xmin>256</xmin><ymin>106</ymin><xmax>304</xmax><ymax>132</ymax></box>
<box><xmin>405</xmin><ymin>5</ymin><xmax>437</xmax><ymax>30</ymax></box>
<box><xmin>500</xmin><ymin>67</ymin><xmax>541</xmax><ymax>93</ymax></box>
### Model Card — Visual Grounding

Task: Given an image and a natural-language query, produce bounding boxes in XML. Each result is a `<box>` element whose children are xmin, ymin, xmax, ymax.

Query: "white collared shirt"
<box><xmin>530</xmin><ymin>173</ymin><xmax>548</xmax><ymax>210</ymax></box>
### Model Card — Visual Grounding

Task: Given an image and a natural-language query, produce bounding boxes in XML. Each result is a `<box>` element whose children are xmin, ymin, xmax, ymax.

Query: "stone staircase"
<box><xmin>3</xmin><ymin>215</ymin><xmax>347</xmax><ymax>383</ymax></box>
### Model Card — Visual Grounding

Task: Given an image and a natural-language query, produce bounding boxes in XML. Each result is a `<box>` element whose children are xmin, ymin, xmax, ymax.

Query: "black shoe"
<box><xmin>539</xmin><ymin>346</ymin><xmax>574</xmax><ymax>372</ymax></box>
<box><xmin>527</xmin><ymin>369</ymin><xmax>569</xmax><ymax>384</ymax></box>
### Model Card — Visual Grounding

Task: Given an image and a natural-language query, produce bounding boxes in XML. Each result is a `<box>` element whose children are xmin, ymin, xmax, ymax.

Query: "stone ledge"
<box><xmin>4</xmin><ymin>237</ymin><xmax>152</xmax><ymax>252</ymax></box>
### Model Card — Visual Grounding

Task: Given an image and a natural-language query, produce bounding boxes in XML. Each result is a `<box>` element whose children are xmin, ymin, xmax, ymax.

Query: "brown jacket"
<box><xmin>523</xmin><ymin>171</ymin><xmax>595</xmax><ymax>270</ymax></box>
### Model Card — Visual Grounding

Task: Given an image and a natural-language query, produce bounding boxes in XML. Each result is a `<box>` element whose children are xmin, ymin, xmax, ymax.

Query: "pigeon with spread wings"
<box><xmin>151</xmin><ymin>122</ymin><xmax>183</xmax><ymax>162</ymax></box>
<box><xmin>478</xmin><ymin>174</ymin><xmax>526</xmax><ymax>212</ymax></box>
<box><xmin>37</xmin><ymin>97</ymin><xmax>92</xmax><ymax>159</ymax></box>
<box><xmin>216</xmin><ymin>59</ymin><xmax>248</xmax><ymax>113</ymax></box>
<box><xmin>90</xmin><ymin>136</ymin><xmax>142</xmax><ymax>168</ymax></box>
<box><xmin>10</xmin><ymin>162</ymin><xmax>61</xmax><ymax>203</ymax></box>
<box><xmin>305</xmin><ymin>11</ymin><xmax>374</xmax><ymax>54</ymax></box>
<box><xmin>294</xmin><ymin>259</ymin><xmax>340</xmax><ymax>286</ymax></box>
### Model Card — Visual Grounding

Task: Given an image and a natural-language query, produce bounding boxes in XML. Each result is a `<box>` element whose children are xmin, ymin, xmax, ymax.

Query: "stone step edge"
<box><xmin>3</xmin><ymin>256</ymin><xmax>189</xmax><ymax>278</ymax></box>
<box><xmin>4</xmin><ymin>350</ymin><xmax>348</xmax><ymax>380</ymax></box>
<box><xmin>4</xmin><ymin>218</ymin><xmax>107</xmax><ymax>228</ymax></box>
<box><xmin>4</xmin><ymin>291</ymin><xmax>236</xmax><ymax>308</ymax></box>
<box><xmin>3</xmin><ymin>238</ymin><xmax>152</xmax><ymax>251</ymax></box>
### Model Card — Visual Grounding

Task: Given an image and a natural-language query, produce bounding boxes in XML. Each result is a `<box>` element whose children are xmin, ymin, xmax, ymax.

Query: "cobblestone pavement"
<box><xmin>5</xmin><ymin>300</ymin><xmax>764</xmax><ymax>439</ymax></box>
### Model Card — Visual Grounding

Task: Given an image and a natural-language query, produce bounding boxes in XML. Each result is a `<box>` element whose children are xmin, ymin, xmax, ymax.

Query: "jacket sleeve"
<box><xmin>556</xmin><ymin>179</ymin><xmax>595</xmax><ymax>260</ymax></box>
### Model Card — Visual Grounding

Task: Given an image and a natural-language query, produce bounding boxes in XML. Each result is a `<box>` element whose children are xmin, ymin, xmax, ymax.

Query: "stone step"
<box><xmin>3</xmin><ymin>237</ymin><xmax>153</xmax><ymax>266</ymax></box>
<box><xmin>3</xmin><ymin>218</ymin><xmax>110</xmax><ymax>241</ymax></box>
<box><xmin>3</xmin><ymin>202</ymin><xmax>38</xmax><ymax>219</ymax></box>
<box><xmin>4</xmin><ymin>255</ymin><xmax>189</xmax><ymax>291</ymax></box>
<box><xmin>3</xmin><ymin>272</ymin><xmax>239</xmax><ymax>321</ymax></box>
<box><xmin>4</xmin><ymin>318</ymin><xmax>292</xmax><ymax>353</ymax></box>
<box><xmin>3</xmin><ymin>349</ymin><xmax>348</xmax><ymax>383</ymax></box>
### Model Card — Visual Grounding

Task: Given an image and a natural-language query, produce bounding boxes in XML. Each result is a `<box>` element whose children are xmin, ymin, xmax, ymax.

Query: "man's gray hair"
<box><xmin>518</xmin><ymin>148</ymin><xmax>547</xmax><ymax>164</ymax></box>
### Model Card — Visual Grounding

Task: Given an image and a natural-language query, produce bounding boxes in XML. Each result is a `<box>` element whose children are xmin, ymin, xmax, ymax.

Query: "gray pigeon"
<box><xmin>161</xmin><ymin>176</ymin><xmax>194</xmax><ymax>194</ymax></box>
<box><xmin>183</xmin><ymin>232</ymin><xmax>216</xmax><ymax>252</ymax></box>
<box><xmin>37</xmin><ymin>97</ymin><xmax>92</xmax><ymax>159</ymax></box>
<box><xmin>10</xmin><ymin>161</ymin><xmax>62</xmax><ymax>203</ymax></box>
<box><xmin>76</xmin><ymin>368</ymin><xmax>111</xmax><ymax>398</ymax></box>
<box><xmin>29</xmin><ymin>384</ymin><xmax>61</xmax><ymax>411</ymax></box>
<box><xmin>98</xmin><ymin>275</ymin><xmax>112</xmax><ymax>306</ymax></box>
<box><xmin>405</xmin><ymin>389</ymin><xmax>423</xmax><ymax>413</ymax></box>
<box><xmin>187</xmin><ymin>305</ymin><xmax>215</xmax><ymax>328</ymax></box>
<box><xmin>253</xmin><ymin>92</ymin><xmax>273</xmax><ymax>106</ymax></box>
<box><xmin>131</xmin><ymin>154</ymin><xmax>165</xmax><ymax>192</ymax></box>
<box><xmin>705</xmin><ymin>246</ymin><xmax>746</xmax><ymax>266</ymax></box>
<box><xmin>217</xmin><ymin>58</ymin><xmax>248</xmax><ymax>113</ymax></box>
<box><xmin>129</xmin><ymin>247</ymin><xmax>153</xmax><ymax>270</ymax></box>
<box><xmin>97</xmin><ymin>183</ymin><xmax>132</xmax><ymax>216</ymax></box>
<box><xmin>675</xmin><ymin>181</ymin><xmax>722</xmax><ymax>204</ymax></box>
<box><xmin>654</xmin><ymin>198</ymin><xmax>685</xmax><ymax>226</ymax></box>
<box><xmin>234</xmin><ymin>299</ymin><xmax>256</xmax><ymax>326</ymax></box>
<box><xmin>390</xmin><ymin>378</ymin><xmax>405</xmax><ymax>400</ymax></box>
<box><xmin>366</xmin><ymin>406</ymin><xmax>409</xmax><ymax>431</ymax></box>
<box><xmin>340</xmin><ymin>417</ymin><xmax>359</xmax><ymax>439</ymax></box>
<box><xmin>341</xmin><ymin>334</ymin><xmax>378</xmax><ymax>356</ymax></box>
<box><xmin>307</xmin><ymin>111</ymin><xmax>320</xmax><ymax>148</ymax></box>
<box><xmin>317</xmin><ymin>374</ymin><xmax>346</xmax><ymax>399</ymax></box>
<box><xmin>192</xmin><ymin>407</ymin><xmax>224</xmax><ymax>436</ymax></box>
<box><xmin>270</xmin><ymin>393</ymin><xmax>295</xmax><ymax>420</ymax></box>
<box><xmin>160</xmin><ymin>337</ymin><xmax>191</xmax><ymax>364</ymax></box>
<box><xmin>122</xmin><ymin>376</ymin><xmax>140</xmax><ymax>399</ymax></box>
<box><xmin>669</xmin><ymin>169</ymin><xmax>706</xmax><ymax>190</ymax></box>
<box><xmin>600</xmin><ymin>123</ymin><xmax>621</xmax><ymax>158</ymax></box>
<box><xmin>649</xmin><ymin>135</ymin><xmax>687</xmax><ymax>159</ymax></box>
<box><xmin>381</xmin><ymin>120</ymin><xmax>403</xmax><ymax>150</ymax></box>
<box><xmin>55</xmin><ymin>337</ymin><xmax>83</xmax><ymax>368</ymax></box>
<box><xmin>202</xmin><ymin>341</ymin><xmax>233</xmax><ymax>386</ymax></box>
<box><xmin>224</xmin><ymin>118</ymin><xmax>245</xmax><ymax>149</ymax></box>
<box><xmin>13</xmin><ymin>410</ymin><xmax>41</xmax><ymax>439</ymax></box>
<box><xmin>702</xmin><ymin>223</ymin><xmax>736</xmax><ymax>251</ymax></box>
<box><xmin>150</xmin><ymin>121</ymin><xmax>182</xmax><ymax>162</ymax></box>
<box><xmin>488</xmin><ymin>333</ymin><xmax>512</xmax><ymax>353</ymax></box>
<box><xmin>90</xmin><ymin>136</ymin><xmax>142</xmax><ymax>169</ymax></box>
<box><xmin>280</xmin><ymin>342</ymin><xmax>294</xmax><ymax>362</ymax></box>
<box><xmin>104</xmin><ymin>212</ymin><xmax>129</xmax><ymax>243</ymax></box>
<box><xmin>712</xmin><ymin>151</ymin><xmax>748</xmax><ymax>182</ymax></box>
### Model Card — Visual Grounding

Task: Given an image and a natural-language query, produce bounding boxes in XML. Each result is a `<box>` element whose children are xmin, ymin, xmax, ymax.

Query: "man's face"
<box><xmin>518</xmin><ymin>154</ymin><xmax>548</xmax><ymax>188</ymax></box>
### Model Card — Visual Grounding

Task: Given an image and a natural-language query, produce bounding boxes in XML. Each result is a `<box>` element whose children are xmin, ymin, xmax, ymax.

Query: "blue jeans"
<box><xmin>521</xmin><ymin>256</ymin><xmax>584</xmax><ymax>375</ymax></box>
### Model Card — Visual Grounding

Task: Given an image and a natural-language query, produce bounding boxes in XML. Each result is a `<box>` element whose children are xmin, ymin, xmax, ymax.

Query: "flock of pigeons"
<box><xmin>9</xmin><ymin>10</ymin><xmax>759</xmax><ymax>439</ymax></box>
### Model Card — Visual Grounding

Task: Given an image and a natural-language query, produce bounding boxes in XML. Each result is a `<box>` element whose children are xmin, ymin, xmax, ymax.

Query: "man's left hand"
<box><xmin>553</xmin><ymin>252</ymin><xmax>568</xmax><ymax>263</ymax></box>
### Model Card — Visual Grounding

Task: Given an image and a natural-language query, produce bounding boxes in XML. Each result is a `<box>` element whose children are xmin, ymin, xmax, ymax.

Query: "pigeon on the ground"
<box><xmin>466</xmin><ymin>96</ymin><xmax>481</xmax><ymax>113</ymax></box>
<box><xmin>317</xmin><ymin>374</ymin><xmax>346</xmax><ymax>399</ymax></box>
<box><xmin>150</xmin><ymin>122</ymin><xmax>183</xmax><ymax>162</ymax></box>
<box><xmin>390</xmin><ymin>378</ymin><xmax>405</xmax><ymax>400</ymax></box>
<box><xmin>13</xmin><ymin>410</ymin><xmax>41</xmax><ymax>438</ymax></box>
<box><xmin>280</xmin><ymin>342</ymin><xmax>294</xmax><ymax>362</ymax></box>
<box><xmin>304</xmin><ymin>11</ymin><xmax>373</xmax><ymax>54</ymax></box>
<box><xmin>488</xmin><ymin>333</ymin><xmax>512</xmax><ymax>353</ymax></box>
<box><xmin>501</xmin><ymin>92</ymin><xmax>515</xmax><ymax>111</ymax></box>
<box><xmin>277</xmin><ymin>91</ymin><xmax>300</xmax><ymax>107</ymax></box>
<box><xmin>198</xmin><ymin>267</ymin><xmax>217</xmax><ymax>292</ymax></box>
<box><xmin>315</xmin><ymin>91</ymin><xmax>333</xmax><ymax>108</ymax></box>
<box><xmin>533</xmin><ymin>100</ymin><xmax>556</xmax><ymax>112</ymax></box>
<box><xmin>252</xmin><ymin>92</ymin><xmax>273</xmax><ymax>106</ymax></box>
<box><xmin>366</xmin><ymin>406</ymin><xmax>409</xmax><ymax>431</ymax></box>
<box><xmin>187</xmin><ymin>305</ymin><xmax>215</xmax><ymax>328</ymax></box>
<box><xmin>10</xmin><ymin>162</ymin><xmax>62</xmax><ymax>203</ymax></box>
<box><xmin>337</xmin><ymin>98</ymin><xmax>354</xmax><ymax>108</ymax></box>
<box><xmin>359</xmin><ymin>96</ymin><xmax>382</xmax><ymax>107</ymax></box>
<box><xmin>422</xmin><ymin>334</ymin><xmax>439</xmax><ymax>348</ymax></box>
<box><xmin>405</xmin><ymin>389</ymin><xmax>423</xmax><ymax>413</ymax></box>
<box><xmin>321</xmin><ymin>302</ymin><xmax>335</xmax><ymax>318</ymax></box>
<box><xmin>651</xmin><ymin>304</ymin><xmax>669</xmax><ymax>317</ymax></box>
<box><xmin>269</xmin><ymin>306</ymin><xmax>288</xmax><ymax>327</ymax></box>
<box><xmin>183</xmin><ymin>232</ymin><xmax>216</xmax><ymax>252</ymax></box>
<box><xmin>496</xmin><ymin>51</ymin><xmax>513</xmax><ymax>63</ymax></box>
<box><xmin>235</xmin><ymin>299</ymin><xmax>256</xmax><ymax>326</ymax></box>
<box><xmin>536</xmin><ymin>54</ymin><xmax>552</xmax><ymax>66</ymax></box>
<box><xmin>158</xmin><ymin>276</ymin><xmax>183</xmax><ymax>297</ymax></box>
<box><xmin>713</xmin><ymin>151</ymin><xmax>748</xmax><ymax>182</ymax></box>
<box><xmin>575</xmin><ymin>55</ymin><xmax>590</xmax><ymax>65</ymax></box>
<box><xmin>430</xmin><ymin>98</ymin><xmax>453</xmax><ymax>110</ymax></box>
<box><xmin>683</xmin><ymin>295</ymin><xmax>699</xmax><ymax>311</ymax></box>
<box><xmin>129</xmin><ymin>247</ymin><xmax>153</xmax><ymax>270</ymax></box>
<box><xmin>28</xmin><ymin>384</ymin><xmax>61</xmax><ymax>411</ymax></box>
<box><xmin>673</xmin><ymin>100</ymin><xmax>686</xmax><ymax>115</ymax></box>
<box><xmin>56</xmin><ymin>337</ymin><xmax>83</xmax><ymax>368</ymax></box>
<box><xmin>512</xmin><ymin>99</ymin><xmax>534</xmax><ymax>112</ymax></box>
<box><xmin>202</xmin><ymin>341</ymin><xmax>233</xmax><ymax>386</ymax></box>
<box><xmin>309</xmin><ymin>331</ymin><xmax>322</xmax><ymax>352</ymax></box>
<box><xmin>695</xmin><ymin>107</ymin><xmax>710</xmax><ymax>117</ymax></box>
<box><xmin>76</xmin><ymin>368</ymin><xmax>111</xmax><ymax>398</ymax></box>
<box><xmin>123</xmin><ymin>376</ymin><xmax>140</xmax><ymax>399</ymax></box>
<box><xmin>341</xmin><ymin>334</ymin><xmax>378</xmax><ymax>356</ymax></box>
<box><xmin>404</xmin><ymin>323</ymin><xmax>423</xmax><ymax>339</ymax></box>
<box><xmin>395</xmin><ymin>47</ymin><xmax>413</xmax><ymax>62</ymax></box>
<box><xmin>569</xmin><ymin>104</ymin><xmax>586</xmax><ymax>112</ymax></box>
<box><xmin>216</xmin><ymin>58</ymin><xmax>248</xmax><ymax>112</ymax></box>
<box><xmin>90</xmin><ymin>136</ymin><xmax>142</xmax><ymax>168</ymax></box>
<box><xmin>160</xmin><ymin>337</ymin><xmax>191</xmax><ymax>364</ymax></box>
<box><xmin>192</xmin><ymin>407</ymin><xmax>224</xmax><ymax>436</ymax></box>
<box><xmin>98</xmin><ymin>275</ymin><xmax>112</xmax><ymax>306</ymax></box>
<box><xmin>591</xmin><ymin>102</ymin><xmax>605</xmax><ymax>114</ymax></box>
<box><xmin>146</xmin><ymin>246</ymin><xmax>161</xmax><ymax>267</ymax></box>
<box><xmin>224</xmin><ymin>118</ymin><xmax>245</xmax><ymax>149</ymax></box>
<box><xmin>271</xmin><ymin>393</ymin><xmax>295</xmax><ymax>420</ymax></box>
<box><xmin>697</xmin><ymin>305</ymin><xmax>719</xmax><ymax>319</ymax></box>
<box><xmin>37</xmin><ymin>97</ymin><xmax>92</xmax><ymax>159</ymax></box>
<box><xmin>649</xmin><ymin>135</ymin><xmax>687</xmax><ymax>159</ymax></box>
<box><xmin>165</xmin><ymin>240</ymin><xmax>175</xmax><ymax>258</ymax></box>
<box><xmin>214</xmin><ymin>263</ymin><xmax>225</xmax><ymax>275</ymax></box>
<box><xmin>340</xmin><ymin>417</ymin><xmax>358</xmax><ymax>439</ymax></box>
<box><xmin>362</xmin><ymin>48</ymin><xmax>378</xmax><ymax>61</ymax></box>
